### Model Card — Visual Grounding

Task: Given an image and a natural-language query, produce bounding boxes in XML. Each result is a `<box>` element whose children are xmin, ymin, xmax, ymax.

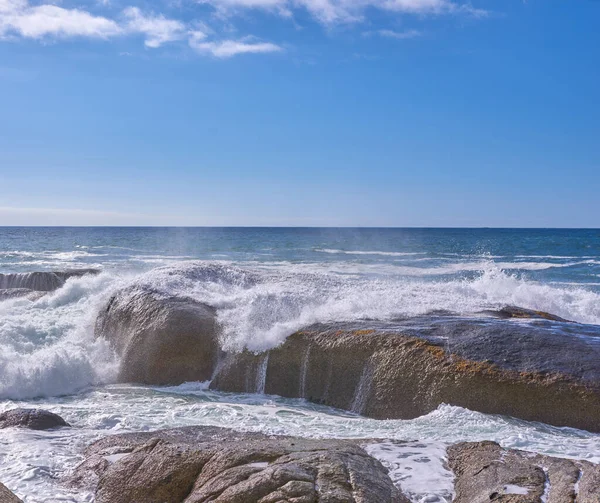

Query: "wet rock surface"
<box><xmin>211</xmin><ymin>315</ymin><xmax>600</xmax><ymax>432</ymax></box>
<box><xmin>0</xmin><ymin>483</ymin><xmax>23</xmax><ymax>503</ymax></box>
<box><xmin>0</xmin><ymin>288</ymin><xmax>45</xmax><ymax>301</ymax></box>
<box><xmin>448</xmin><ymin>441</ymin><xmax>600</xmax><ymax>503</ymax></box>
<box><xmin>0</xmin><ymin>408</ymin><xmax>70</xmax><ymax>430</ymax></box>
<box><xmin>94</xmin><ymin>283</ymin><xmax>600</xmax><ymax>431</ymax></box>
<box><xmin>68</xmin><ymin>426</ymin><xmax>409</xmax><ymax>503</ymax></box>
<box><xmin>0</xmin><ymin>269</ymin><xmax>99</xmax><ymax>292</ymax></box>
<box><xmin>95</xmin><ymin>287</ymin><xmax>220</xmax><ymax>384</ymax></box>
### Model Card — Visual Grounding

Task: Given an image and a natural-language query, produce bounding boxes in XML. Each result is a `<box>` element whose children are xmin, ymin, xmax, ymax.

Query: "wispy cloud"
<box><xmin>0</xmin><ymin>0</ymin><xmax>282</xmax><ymax>56</ymax></box>
<box><xmin>122</xmin><ymin>7</ymin><xmax>186</xmax><ymax>47</ymax></box>
<box><xmin>200</xmin><ymin>0</ymin><xmax>488</xmax><ymax>24</ymax></box>
<box><xmin>190</xmin><ymin>37</ymin><xmax>283</xmax><ymax>57</ymax></box>
<box><xmin>0</xmin><ymin>0</ymin><xmax>487</xmax><ymax>55</ymax></box>
<box><xmin>365</xmin><ymin>28</ymin><xmax>423</xmax><ymax>39</ymax></box>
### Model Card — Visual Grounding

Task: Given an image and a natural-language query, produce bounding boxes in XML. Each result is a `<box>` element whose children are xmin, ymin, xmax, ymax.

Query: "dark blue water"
<box><xmin>1</xmin><ymin>227</ymin><xmax>599</xmax><ymax>288</ymax></box>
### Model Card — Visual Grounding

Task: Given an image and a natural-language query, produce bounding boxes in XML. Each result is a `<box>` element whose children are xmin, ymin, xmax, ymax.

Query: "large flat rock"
<box><xmin>67</xmin><ymin>426</ymin><xmax>408</xmax><ymax>503</ymax></box>
<box><xmin>94</xmin><ymin>277</ymin><xmax>600</xmax><ymax>431</ymax></box>
<box><xmin>211</xmin><ymin>313</ymin><xmax>600</xmax><ymax>432</ymax></box>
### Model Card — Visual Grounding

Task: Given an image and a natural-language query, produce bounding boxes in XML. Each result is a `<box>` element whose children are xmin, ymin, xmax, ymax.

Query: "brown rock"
<box><xmin>95</xmin><ymin>287</ymin><xmax>220</xmax><ymax>384</ymax></box>
<box><xmin>68</xmin><ymin>426</ymin><xmax>409</xmax><ymax>503</ymax></box>
<box><xmin>448</xmin><ymin>441</ymin><xmax>600</xmax><ymax>503</ymax></box>
<box><xmin>0</xmin><ymin>483</ymin><xmax>23</xmax><ymax>503</ymax></box>
<box><xmin>211</xmin><ymin>320</ymin><xmax>600</xmax><ymax>432</ymax></box>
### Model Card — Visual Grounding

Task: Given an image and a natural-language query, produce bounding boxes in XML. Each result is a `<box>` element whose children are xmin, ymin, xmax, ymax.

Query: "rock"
<box><xmin>95</xmin><ymin>273</ymin><xmax>600</xmax><ymax>430</ymax></box>
<box><xmin>68</xmin><ymin>426</ymin><xmax>409</xmax><ymax>503</ymax></box>
<box><xmin>0</xmin><ymin>288</ymin><xmax>45</xmax><ymax>301</ymax></box>
<box><xmin>0</xmin><ymin>269</ymin><xmax>99</xmax><ymax>292</ymax></box>
<box><xmin>0</xmin><ymin>483</ymin><xmax>22</xmax><ymax>503</ymax></box>
<box><xmin>211</xmin><ymin>314</ymin><xmax>600</xmax><ymax>432</ymax></box>
<box><xmin>448</xmin><ymin>441</ymin><xmax>600</xmax><ymax>503</ymax></box>
<box><xmin>485</xmin><ymin>305</ymin><xmax>572</xmax><ymax>323</ymax></box>
<box><xmin>95</xmin><ymin>286</ymin><xmax>220</xmax><ymax>384</ymax></box>
<box><xmin>0</xmin><ymin>408</ymin><xmax>70</xmax><ymax>430</ymax></box>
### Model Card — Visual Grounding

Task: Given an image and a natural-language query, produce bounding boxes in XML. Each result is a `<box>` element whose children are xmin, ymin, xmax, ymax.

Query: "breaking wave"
<box><xmin>1</xmin><ymin>259</ymin><xmax>600</xmax><ymax>399</ymax></box>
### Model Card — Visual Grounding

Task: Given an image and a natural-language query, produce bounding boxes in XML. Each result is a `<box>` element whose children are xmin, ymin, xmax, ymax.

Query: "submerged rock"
<box><xmin>0</xmin><ymin>408</ymin><xmax>70</xmax><ymax>430</ymax></box>
<box><xmin>0</xmin><ymin>269</ymin><xmax>99</xmax><ymax>292</ymax></box>
<box><xmin>95</xmin><ymin>287</ymin><xmax>220</xmax><ymax>384</ymax></box>
<box><xmin>211</xmin><ymin>315</ymin><xmax>600</xmax><ymax>432</ymax></box>
<box><xmin>68</xmin><ymin>426</ymin><xmax>408</xmax><ymax>503</ymax></box>
<box><xmin>0</xmin><ymin>483</ymin><xmax>23</xmax><ymax>503</ymax></box>
<box><xmin>0</xmin><ymin>288</ymin><xmax>45</xmax><ymax>301</ymax></box>
<box><xmin>484</xmin><ymin>305</ymin><xmax>572</xmax><ymax>323</ymax></box>
<box><xmin>448</xmin><ymin>441</ymin><xmax>600</xmax><ymax>503</ymax></box>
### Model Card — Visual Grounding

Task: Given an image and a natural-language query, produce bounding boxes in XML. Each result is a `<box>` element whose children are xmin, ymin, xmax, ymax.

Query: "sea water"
<box><xmin>1</xmin><ymin>227</ymin><xmax>600</xmax><ymax>502</ymax></box>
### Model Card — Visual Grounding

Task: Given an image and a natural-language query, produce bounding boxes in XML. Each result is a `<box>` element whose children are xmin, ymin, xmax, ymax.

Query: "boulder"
<box><xmin>448</xmin><ymin>441</ymin><xmax>600</xmax><ymax>503</ymax></box>
<box><xmin>67</xmin><ymin>426</ymin><xmax>409</xmax><ymax>503</ymax></box>
<box><xmin>484</xmin><ymin>305</ymin><xmax>572</xmax><ymax>323</ymax></box>
<box><xmin>0</xmin><ymin>483</ymin><xmax>22</xmax><ymax>503</ymax></box>
<box><xmin>211</xmin><ymin>314</ymin><xmax>600</xmax><ymax>432</ymax></box>
<box><xmin>0</xmin><ymin>408</ymin><xmax>70</xmax><ymax>430</ymax></box>
<box><xmin>0</xmin><ymin>269</ymin><xmax>99</xmax><ymax>292</ymax></box>
<box><xmin>95</xmin><ymin>287</ymin><xmax>220</xmax><ymax>385</ymax></box>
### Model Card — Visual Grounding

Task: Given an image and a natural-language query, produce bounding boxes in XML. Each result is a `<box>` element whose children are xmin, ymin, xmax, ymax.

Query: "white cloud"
<box><xmin>122</xmin><ymin>7</ymin><xmax>186</xmax><ymax>48</ymax></box>
<box><xmin>0</xmin><ymin>0</ymin><xmax>485</xmax><ymax>55</ymax></box>
<box><xmin>372</xmin><ymin>28</ymin><xmax>422</xmax><ymax>39</ymax></box>
<box><xmin>0</xmin><ymin>0</ymin><xmax>283</xmax><ymax>57</ymax></box>
<box><xmin>190</xmin><ymin>37</ymin><xmax>282</xmax><ymax>57</ymax></box>
<box><xmin>200</xmin><ymin>0</ymin><xmax>487</xmax><ymax>24</ymax></box>
<box><xmin>0</xmin><ymin>2</ymin><xmax>121</xmax><ymax>39</ymax></box>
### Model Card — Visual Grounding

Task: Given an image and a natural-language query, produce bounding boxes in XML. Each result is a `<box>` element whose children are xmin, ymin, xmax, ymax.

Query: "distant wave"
<box><xmin>314</xmin><ymin>248</ymin><xmax>425</xmax><ymax>257</ymax></box>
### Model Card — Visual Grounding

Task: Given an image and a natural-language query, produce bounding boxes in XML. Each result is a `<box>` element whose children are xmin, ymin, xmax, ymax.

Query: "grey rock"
<box><xmin>95</xmin><ymin>286</ymin><xmax>220</xmax><ymax>384</ymax></box>
<box><xmin>0</xmin><ymin>483</ymin><xmax>22</xmax><ymax>503</ymax></box>
<box><xmin>0</xmin><ymin>408</ymin><xmax>70</xmax><ymax>430</ymax></box>
<box><xmin>448</xmin><ymin>441</ymin><xmax>600</xmax><ymax>503</ymax></box>
<box><xmin>0</xmin><ymin>269</ymin><xmax>99</xmax><ymax>292</ymax></box>
<box><xmin>68</xmin><ymin>426</ymin><xmax>408</xmax><ymax>503</ymax></box>
<box><xmin>0</xmin><ymin>288</ymin><xmax>45</xmax><ymax>301</ymax></box>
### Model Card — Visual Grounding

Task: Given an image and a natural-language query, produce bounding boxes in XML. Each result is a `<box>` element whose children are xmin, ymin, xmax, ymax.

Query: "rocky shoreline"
<box><xmin>2</xmin><ymin>272</ymin><xmax>600</xmax><ymax>501</ymax></box>
<box><xmin>2</xmin><ymin>416</ymin><xmax>599</xmax><ymax>502</ymax></box>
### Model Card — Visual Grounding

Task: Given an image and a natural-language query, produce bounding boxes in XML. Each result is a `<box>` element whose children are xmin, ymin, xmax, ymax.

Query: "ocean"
<box><xmin>1</xmin><ymin>227</ymin><xmax>600</xmax><ymax>502</ymax></box>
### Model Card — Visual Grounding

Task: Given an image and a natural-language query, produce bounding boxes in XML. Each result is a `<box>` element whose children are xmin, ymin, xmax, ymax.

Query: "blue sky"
<box><xmin>0</xmin><ymin>0</ymin><xmax>598</xmax><ymax>226</ymax></box>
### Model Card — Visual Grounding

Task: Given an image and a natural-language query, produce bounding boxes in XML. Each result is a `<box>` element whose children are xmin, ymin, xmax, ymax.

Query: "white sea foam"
<box><xmin>0</xmin><ymin>272</ymin><xmax>127</xmax><ymax>400</ymax></box>
<box><xmin>120</xmin><ymin>260</ymin><xmax>600</xmax><ymax>352</ymax></box>
<box><xmin>1</xmin><ymin>258</ymin><xmax>600</xmax><ymax>400</ymax></box>
<box><xmin>1</xmin><ymin>388</ymin><xmax>599</xmax><ymax>503</ymax></box>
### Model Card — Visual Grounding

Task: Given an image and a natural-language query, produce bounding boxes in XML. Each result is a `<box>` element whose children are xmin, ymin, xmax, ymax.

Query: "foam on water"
<box><xmin>0</xmin><ymin>272</ymin><xmax>126</xmax><ymax>400</ymax></box>
<box><xmin>1</xmin><ymin>258</ymin><xmax>600</xmax><ymax>399</ymax></box>
<box><xmin>1</xmin><ymin>384</ymin><xmax>600</xmax><ymax>503</ymax></box>
<box><xmin>119</xmin><ymin>260</ymin><xmax>600</xmax><ymax>352</ymax></box>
